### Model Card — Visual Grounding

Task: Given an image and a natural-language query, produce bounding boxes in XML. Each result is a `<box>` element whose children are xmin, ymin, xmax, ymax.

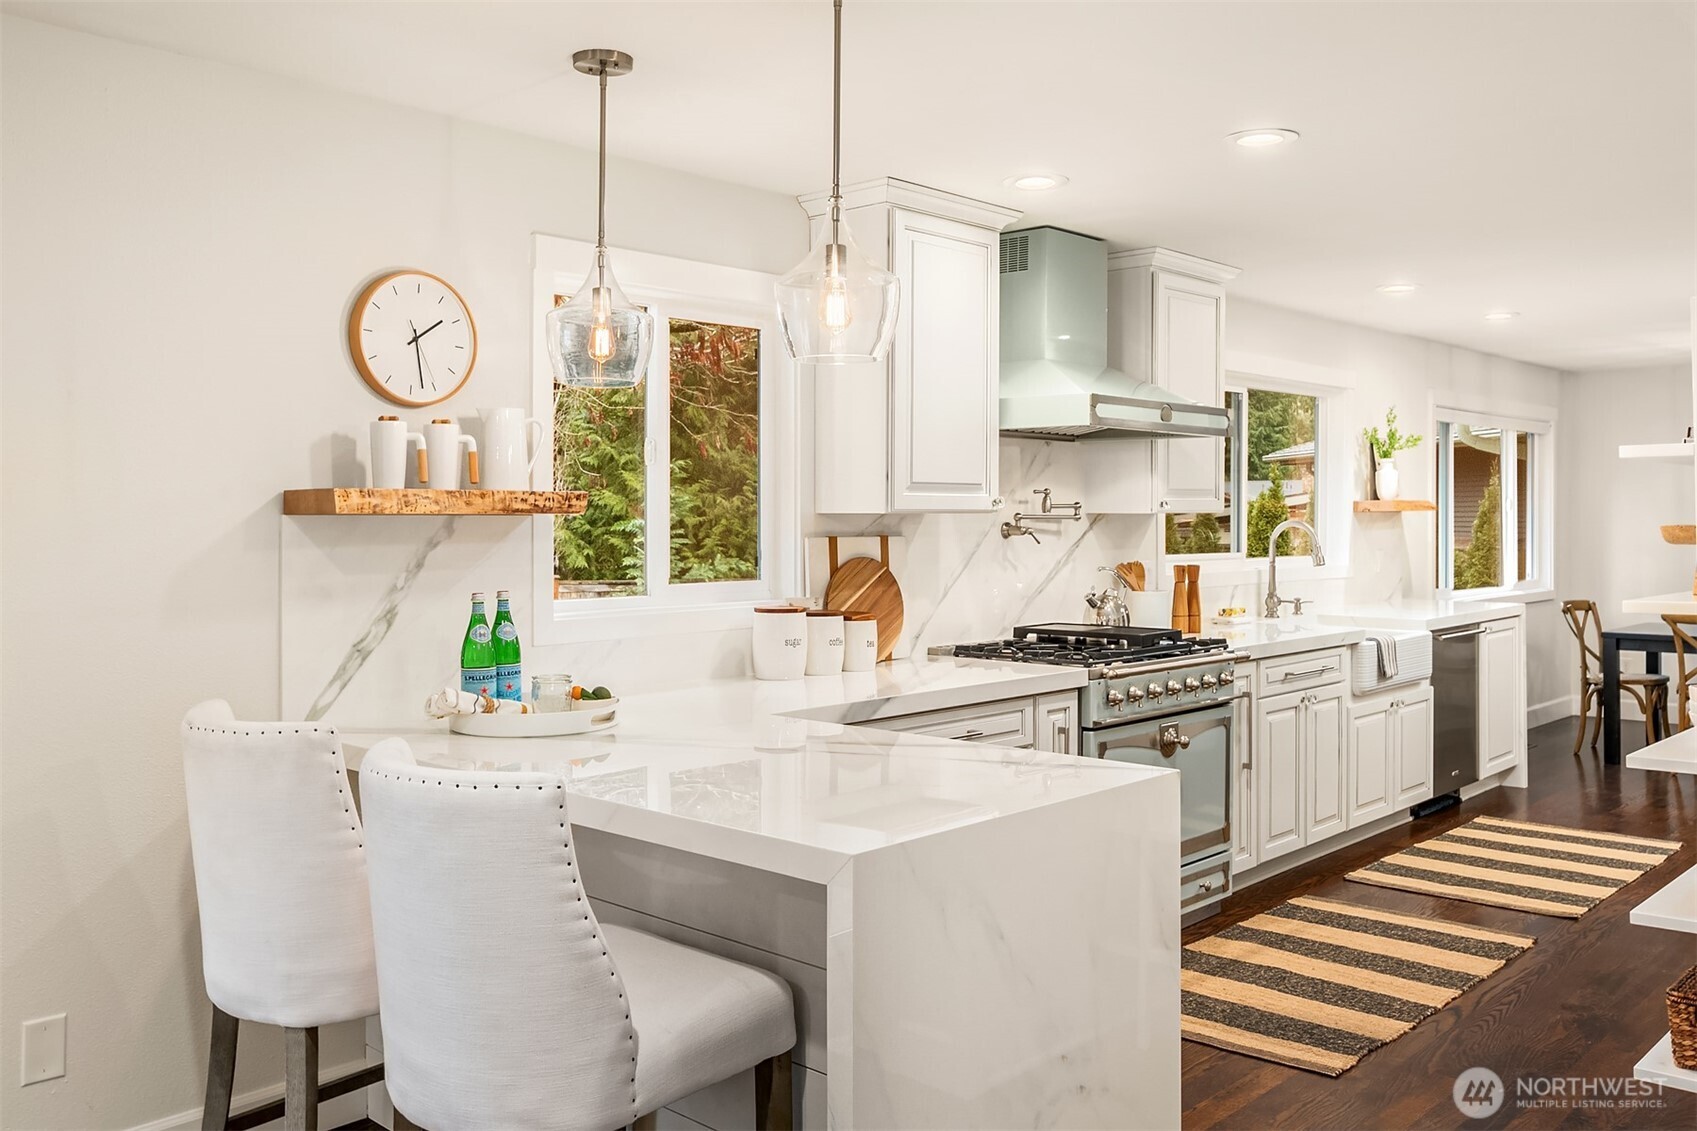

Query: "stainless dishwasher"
<box><xmin>1429</xmin><ymin>624</ymin><xmax>1484</xmax><ymax>808</ymax></box>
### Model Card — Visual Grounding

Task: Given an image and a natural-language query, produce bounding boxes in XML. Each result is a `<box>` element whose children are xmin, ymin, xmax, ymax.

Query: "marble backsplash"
<box><xmin>279</xmin><ymin>437</ymin><xmax>1426</xmax><ymax>724</ymax></box>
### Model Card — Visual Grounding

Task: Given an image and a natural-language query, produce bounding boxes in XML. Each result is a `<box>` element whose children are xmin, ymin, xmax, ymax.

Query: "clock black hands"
<box><xmin>405</xmin><ymin>319</ymin><xmax>444</xmax><ymax>346</ymax></box>
<box><xmin>408</xmin><ymin>320</ymin><xmax>424</xmax><ymax>392</ymax></box>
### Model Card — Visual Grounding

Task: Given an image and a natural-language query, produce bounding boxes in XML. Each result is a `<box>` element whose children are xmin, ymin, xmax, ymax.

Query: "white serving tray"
<box><xmin>448</xmin><ymin>699</ymin><xmax>619</xmax><ymax>738</ymax></box>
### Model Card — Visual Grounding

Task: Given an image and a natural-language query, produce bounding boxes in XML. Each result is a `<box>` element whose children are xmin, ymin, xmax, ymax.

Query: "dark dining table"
<box><xmin>1601</xmin><ymin>623</ymin><xmax>1677</xmax><ymax>764</ymax></box>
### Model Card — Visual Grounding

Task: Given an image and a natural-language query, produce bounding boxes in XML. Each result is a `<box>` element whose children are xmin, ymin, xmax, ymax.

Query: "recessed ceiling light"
<box><xmin>1227</xmin><ymin>128</ymin><xmax>1300</xmax><ymax>148</ymax></box>
<box><xmin>1056</xmin><ymin>334</ymin><xmax>1072</xmax><ymax>340</ymax></box>
<box><xmin>1376</xmin><ymin>282</ymin><xmax>1420</xmax><ymax>295</ymax></box>
<box><xmin>1004</xmin><ymin>173</ymin><xmax>1068</xmax><ymax>191</ymax></box>
<box><xmin>1483</xmin><ymin>310</ymin><xmax>1520</xmax><ymax>321</ymax></box>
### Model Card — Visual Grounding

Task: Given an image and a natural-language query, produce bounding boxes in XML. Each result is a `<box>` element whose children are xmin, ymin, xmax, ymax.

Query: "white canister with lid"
<box><xmin>752</xmin><ymin>606</ymin><xmax>808</xmax><ymax>681</ymax></box>
<box><xmin>842</xmin><ymin>612</ymin><xmax>878</xmax><ymax>672</ymax></box>
<box><xmin>805</xmin><ymin>609</ymin><xmax>846</xmax><ymax>676</ymax></box>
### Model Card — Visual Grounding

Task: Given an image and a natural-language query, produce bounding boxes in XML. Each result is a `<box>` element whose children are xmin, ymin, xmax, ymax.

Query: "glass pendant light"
<box><xmin>548</xmin><ymin>49</ymin><xmax>655</xmax><ymax>389</ymax></box>
<box><xmin>775</xmin><ymin>0</ymin><xmax>900</xmax><ymax>364</ymax></box>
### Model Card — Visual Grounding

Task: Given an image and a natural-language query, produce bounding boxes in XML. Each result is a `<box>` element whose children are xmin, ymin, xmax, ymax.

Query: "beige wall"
<box><xmin>0</xmin><ymin>16</ymin><xmax>802</xmax><ymax>1129</ymax></box>
<box><xmin>1556</xmin><ymin>363</ymin><xmax>1695</xmax><ymax>706</ymax></box>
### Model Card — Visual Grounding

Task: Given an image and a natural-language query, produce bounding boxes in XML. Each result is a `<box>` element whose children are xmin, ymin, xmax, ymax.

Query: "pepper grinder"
<box><xmin>1171</xmin><ymin>565</ymin><xmax>1188</xmax><ymax>633</ymax></box>
<box><xmin>1186</xmin><ymin>564</ymin><xmax>1202</xmax><ymax>634</ymax></box>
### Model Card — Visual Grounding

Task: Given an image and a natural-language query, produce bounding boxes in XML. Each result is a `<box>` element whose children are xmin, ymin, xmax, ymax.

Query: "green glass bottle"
<box><xmin>460</xmin><ymin>591</ymin><xmax>495</xmax><ymax>698</ymax></box>
<box><xmin>492</xmin><ymin>589</ymin><xmax>522</xmax><ymax>701</ymax></box>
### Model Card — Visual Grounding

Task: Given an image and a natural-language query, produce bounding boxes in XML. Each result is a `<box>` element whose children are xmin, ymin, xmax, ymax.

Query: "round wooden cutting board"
<box><xmin>824</xmin><ymin>537</ymin><xmax>904</xmax><ymax>662</ymax></box>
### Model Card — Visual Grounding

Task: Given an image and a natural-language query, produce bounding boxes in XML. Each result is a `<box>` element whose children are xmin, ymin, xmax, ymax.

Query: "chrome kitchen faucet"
<box><xmin>1263</xmin><ymin>519</ymin><xmax>1326</xmax><ymax>618</ymax></box>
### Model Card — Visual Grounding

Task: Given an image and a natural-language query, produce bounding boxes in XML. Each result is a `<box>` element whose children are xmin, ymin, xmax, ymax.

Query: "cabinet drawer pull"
<box><xmin>1281</xmin><ymin>666</ymin><xmax>1330</xmax><ymax>680</ymax></box>
<box><xmin>951</xmin><ymin>729</ymin><xmax>986</xmax><ymax>740</ymax></box>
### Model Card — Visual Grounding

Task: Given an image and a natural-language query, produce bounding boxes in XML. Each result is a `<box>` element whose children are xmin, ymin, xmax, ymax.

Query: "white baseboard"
<box><xmin>1528</xmin><ymin>695</ymin><xmax>1576</xmax><ymax>729</ymax></box>
<box><xmin>127</xmin><ymin>1056</ymin><xmax>375</xmax><ymax>1131</ymax></box>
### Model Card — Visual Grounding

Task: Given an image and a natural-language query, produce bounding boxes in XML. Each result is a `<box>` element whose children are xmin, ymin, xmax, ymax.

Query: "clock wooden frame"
<box><xmin>347</xmin><ymin>269</ymin><xmax>478</xmax><ymax>407</ymax></box>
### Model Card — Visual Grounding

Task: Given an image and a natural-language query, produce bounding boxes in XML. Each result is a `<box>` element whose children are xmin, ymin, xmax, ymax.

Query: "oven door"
<box><xmin>1084</xmin><ymin>701</ymin><xmax>1232</xmax><ymax>865</ymax></box>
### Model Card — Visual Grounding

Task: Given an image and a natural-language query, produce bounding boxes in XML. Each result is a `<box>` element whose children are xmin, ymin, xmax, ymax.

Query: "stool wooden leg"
<box><xmin>632</xmin><ymin>1113</ymin><xmax>658</xmax><ymax>1130</ymax></box>
<box><xmin>283</xmin><ymin>1027</ymin><xmax>319</xmax><ymax>1131</ymax></box>
<box><xmin>201</xmin><ymin>1005</ymin><xmax>239</xmax><ymax>1131</ymax></box>
<box><xmin>755</xmin><ymin>1050</ymin><xmax>794</xmax><ymax>1131</ymax></box>
<box><xmin>393</xmin><ymin>1108</ymin><xmax>422</xmax><ymax>1131</ymax></box>
<box><xmin>1573</xmin><ymin>687</ymin><xmax>1592</xmax><ymax>755</ymax></box>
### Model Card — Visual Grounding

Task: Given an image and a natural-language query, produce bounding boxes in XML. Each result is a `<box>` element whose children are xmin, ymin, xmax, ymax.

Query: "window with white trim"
<box><xmin>1436</xmin><ymin>410</ymin><xmax>1551</xmax><ymax>594</ymax></box>
<box><xmin>1166</xmin><ymin>384</ymin><xmax>1325</xmax><ymax>559</ymax></box>
<box><xmin>531</xmin><ymin>237</ymin><xmax>797</xmax><ymax>639</ymax></box>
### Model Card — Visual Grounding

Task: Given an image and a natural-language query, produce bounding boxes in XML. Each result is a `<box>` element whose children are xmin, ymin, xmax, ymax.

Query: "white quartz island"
<box><xmin>344</xmin><ymin>657</ymin><xmax>1180</xmax><ymax>1130</ymax></box>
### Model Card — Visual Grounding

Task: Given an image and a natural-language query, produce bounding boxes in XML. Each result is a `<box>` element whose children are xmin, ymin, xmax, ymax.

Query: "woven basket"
<box><xmin>1669</xmin><ymin>965</ymin><xmax>1697</xmax><ymax>1070</ymax></box>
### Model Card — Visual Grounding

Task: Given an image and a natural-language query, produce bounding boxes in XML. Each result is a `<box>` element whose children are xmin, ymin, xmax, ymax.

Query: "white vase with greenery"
<box><xmin>1363</xmin><ymin>408</ymin><xmax>1422</xmax><ymax>501</ymax></box>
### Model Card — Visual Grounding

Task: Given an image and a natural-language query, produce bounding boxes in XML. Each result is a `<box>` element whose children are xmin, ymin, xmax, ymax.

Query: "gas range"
<box><xmin>944</xmin><ymin>623</ymin><xmax>1244</xmax><ymax>728</ymax></box>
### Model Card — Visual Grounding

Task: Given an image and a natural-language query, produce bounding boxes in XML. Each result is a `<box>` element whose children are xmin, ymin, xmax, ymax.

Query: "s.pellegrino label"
<box><xmin>461</xmin><ymin>591</ymin><xmax>496</xmax><ymax>697</ymax></box>
<box><xmin>492</xmin><ymin>589</ymin><xmax>521</xmax><ymax>701</ymax></box>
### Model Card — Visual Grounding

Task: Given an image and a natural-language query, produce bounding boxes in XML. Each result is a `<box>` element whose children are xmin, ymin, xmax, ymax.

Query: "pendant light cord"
<box><xmin>829</xmin><ymin>0</ymin><xmax>843</xmax><ymax>247</ymax></box>
<box><xmin>596</xmin><ymin>60</ymin><xmax>609</xmax><ymax>285</ymax></box>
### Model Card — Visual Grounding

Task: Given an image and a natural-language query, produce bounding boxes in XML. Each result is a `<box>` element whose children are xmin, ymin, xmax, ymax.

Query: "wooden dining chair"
<box><xmin>1662</xmin><ymin>614</ymin><xmax>1697</xmax><ymax>732</ymax></box>
<box><xmin>1561</xmin><ymin>600</ymin><xmax>1669</xmax><ymax>751</ymax></box>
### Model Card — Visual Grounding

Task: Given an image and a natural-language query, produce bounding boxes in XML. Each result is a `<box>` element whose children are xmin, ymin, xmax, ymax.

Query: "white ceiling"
<box><xmin>9</xmin><ymin>0</ymin><xmax>1694</xmax><ymax>371</ymax></box>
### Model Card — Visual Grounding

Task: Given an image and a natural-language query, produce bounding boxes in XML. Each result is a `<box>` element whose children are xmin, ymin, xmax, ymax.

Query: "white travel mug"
<box><xmin>422</xmin><ymin>418</ymin><xmax>479</xmax><ymax>490</ymax></box>
<box><xmin>752</xmin><ymin>606</ymin><xmax>808</xmax><ymax>681</ymax></box>
<box><xmin>370</xmin><ymin>416</ymin><xmax>427</xmax><ymax>489</ymax></box>
<box><xmin>805</xmin><ymin>610</ymin><xmax>846</xmax><ymax>676</ymax></box>
<box><xmin>842</xmin><ymin>613</ymin><xmax>878</xmax><ymax>672</ymax></box>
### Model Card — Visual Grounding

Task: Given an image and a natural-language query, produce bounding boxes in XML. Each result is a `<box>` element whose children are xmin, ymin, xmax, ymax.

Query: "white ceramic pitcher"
<box><xmin>479</xmin><ymin>407</ymin><xmax>545</xmax><ymax>490</ymax></box>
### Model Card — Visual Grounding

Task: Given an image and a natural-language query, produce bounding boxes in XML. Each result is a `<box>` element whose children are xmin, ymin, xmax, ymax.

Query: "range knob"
<box><xmin>1146</xmin><ymin>682</ymin><xmax>1165</xmax><ymax>699</ymax></box>
<box><xmin>1184</xmin><ymin>677</ymin><xmax>1201</xmax><ymax>692</ymax></box>
<box><xmin>1126</xmin><ymin>685</ymin><xmax>1145</xmax><ymax>702</ymax></box>
<box><xmin>1200</xmin><ymin>674</ymin><xmax>1219</xmax><ymax>689</ymax></box>
<box><xmin>1219</xmin><ymin>670</ymin><xmax>1235</xmax><ymax>686</ymax></box>
<box><xmin>1167</xmin><ymin>680</ymin><xmax>1184</xmax><ymax>697</ymax></box>
<box><xmin>1105</xmin><ymin>688</ymin><xmax>1125</xmax><ymax>707</ymax></box>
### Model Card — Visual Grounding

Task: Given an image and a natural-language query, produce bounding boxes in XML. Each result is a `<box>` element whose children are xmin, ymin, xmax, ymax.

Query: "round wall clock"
<box><xmin>347</xmin><ymin>270</ymin><xmax>478</xmax><ymax>407</ymax></box>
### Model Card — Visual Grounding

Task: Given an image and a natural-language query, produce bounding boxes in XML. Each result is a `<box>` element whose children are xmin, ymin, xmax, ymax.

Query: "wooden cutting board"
<box><xmin>824</xmin><ymin>535</ymin><xmax>904</xmax><ymax>662</ymax></box>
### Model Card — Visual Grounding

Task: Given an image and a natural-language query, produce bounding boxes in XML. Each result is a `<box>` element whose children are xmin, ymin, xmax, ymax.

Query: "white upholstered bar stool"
<box><xmin>181</xmin><ymin>700</ymin><xmax>382</xmax><ymax>1131</ymax></box>
<box><xmin>358</xmin><ymin>739</ymin><xmax>797</xmax><ymax>1131</ymax></box>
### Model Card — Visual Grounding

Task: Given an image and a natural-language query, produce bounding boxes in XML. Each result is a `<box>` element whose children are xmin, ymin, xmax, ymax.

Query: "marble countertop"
<box><xmin>1201</xmin><ymin>598</ymin><xmax>1524</xmax><ymax>659</ymax></box>
<box><xmin>341</xmin><ymin>655</ymin><xmax>1156</xmax><ymax>883</ymax></box>
<box><xmin>1202</xmin><ymin>618</ymin><xmax>1364</xmax><ymax>660</ymax></box>
<box><xmin>1316</xmin><ymin>598</ymin><xmax>1523</xmax><ymax>632</ymax></box>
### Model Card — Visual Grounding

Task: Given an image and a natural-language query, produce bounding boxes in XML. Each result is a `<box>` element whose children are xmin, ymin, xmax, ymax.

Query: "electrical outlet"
<box><xmin>20</xmin><ymin>1014</ymin><xmax>65</xmax><ymax>1085</ymax></box>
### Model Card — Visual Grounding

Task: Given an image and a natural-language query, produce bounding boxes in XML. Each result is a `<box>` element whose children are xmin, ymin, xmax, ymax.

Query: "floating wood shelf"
<box><xmin>282</xmin><ymin>489</ymin><xmax>589</xmax><ymax>516</ymax></box>
<box><xmin>1353</xmin><ymin>499</ymin><xmax>1436</xmax><ymax>513</ymax></box>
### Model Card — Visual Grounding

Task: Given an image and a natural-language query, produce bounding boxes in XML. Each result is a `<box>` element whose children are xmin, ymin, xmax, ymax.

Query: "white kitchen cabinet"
<box><xmin>1254</xmin><ymin>690</ymin><xmax>1305</xmax><ymax>863</ymax></box>
<box><xmin>1306</xmin><ymin>687</ymin><xmax>1348</xmax><ymax>841</ymax></box>
<box><xmin>1394</xmin><ymin>687</ymin><xmax>1434</xmax><ymax>806</ymax></box>
<box><xmin>1095</xmin><ymin>248</ymin><xmax>1239</xmax><ymax>514</ymax></box>
<box><xmin>1255</xmin><ymin>673</ymin><xmax>1348</xmax><ymax>863</ymax></box>
<box><xmin>1349</xmin><ymin>684</ymin><xmax>1434</xmax><ymax>827</ymax></box>
<box><xmin>877</xmin><ymin>696</ymin><xmax>1037</xmax><ymax>749</ymax></box>
<box><xmin>1035</xmin><ymin>691</ymin><xmax>1079</xmax><ymax>757</ymax></box>
<box><xmin>1479</xmin><ymin>620</ymin><xmax>1522</xmax><ymax>777</ymax></box>
<box><xmin>806</xmin><ymin>179</ymin><xmax>1021</xmax><ymax>515</ymax></box>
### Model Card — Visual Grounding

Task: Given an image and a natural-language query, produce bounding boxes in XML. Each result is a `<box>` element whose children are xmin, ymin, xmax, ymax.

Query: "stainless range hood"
<box><xmin>998</xmin><ymin>226</ymin><xmax>1230</xmax><ymax>441</ymax></box>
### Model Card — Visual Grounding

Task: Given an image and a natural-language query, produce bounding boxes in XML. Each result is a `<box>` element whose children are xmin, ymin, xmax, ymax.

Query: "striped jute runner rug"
<box><xmin>1345</xmin><ymin>815</ymin><xmax>1681</xmax><ymax>917</ymax></box>
<box><xmin>1181</xmin><ymin>895</ymin><xmax>1534</xmax><ymax>1075</ymax></box>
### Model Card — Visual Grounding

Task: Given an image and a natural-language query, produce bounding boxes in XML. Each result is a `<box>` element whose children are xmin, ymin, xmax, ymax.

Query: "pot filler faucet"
<box><xmin>1263</xmin><ymin>519</ymin><xmax>1326</xmax><ymax>618</ymax></box>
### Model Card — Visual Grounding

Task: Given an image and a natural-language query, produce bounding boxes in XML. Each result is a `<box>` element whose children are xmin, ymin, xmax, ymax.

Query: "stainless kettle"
<box><xmin>1084</xmin><ymin>567</ymin><xmax>1131</xmax><ymax>627</ymax></box>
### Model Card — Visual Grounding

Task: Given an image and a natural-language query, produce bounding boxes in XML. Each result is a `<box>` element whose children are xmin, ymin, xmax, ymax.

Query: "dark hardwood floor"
<box><xmin>1183</xmin><ymin>716</ymin><xmax>1697</xmax><ymax>1130</ymax></box>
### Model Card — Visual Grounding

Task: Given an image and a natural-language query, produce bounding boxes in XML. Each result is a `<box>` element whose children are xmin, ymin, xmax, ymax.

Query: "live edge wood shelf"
<box><xmin>1353</xmin><ymin>499</ymin><xmax>1436</xmax><ymax>513</ymax></box>
<box><xmin>282</xmin><ymin>489</ymin><xmax>589</xmax><ymax>516</ymax></box>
